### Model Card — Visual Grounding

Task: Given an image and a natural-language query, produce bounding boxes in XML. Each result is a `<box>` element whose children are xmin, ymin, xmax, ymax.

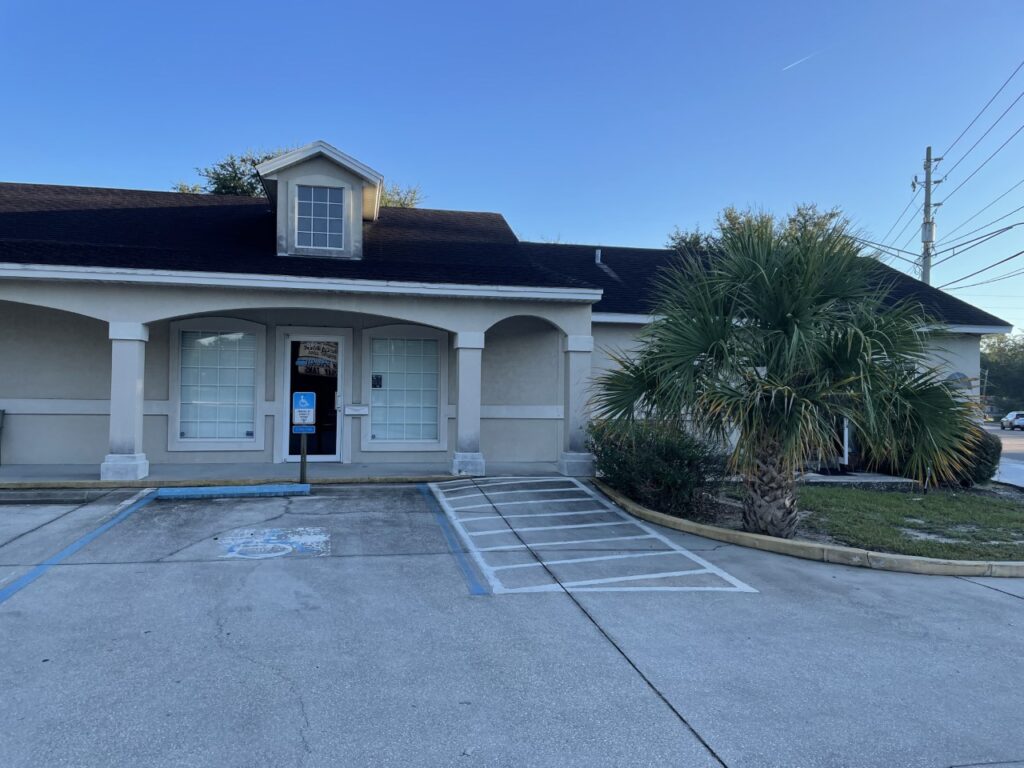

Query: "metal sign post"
<box><xmin>292</xmin><ymin>392</ymin><xmax>317</xmax><ymax>484</ymax></box>
<box><xmin>300</xmin><ymin>430</ymin><xmax>308</xmax><ymax>483</ymax></box>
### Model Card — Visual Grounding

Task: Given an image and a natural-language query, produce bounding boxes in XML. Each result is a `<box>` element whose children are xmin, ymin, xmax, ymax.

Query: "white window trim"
<box><xmin>273</xmin><ymin>326</ymin><xmax>354</xmax><ymax>464</ymax></box>
<box><xmin>168</xmin><ymin>317</ymin><xmax>267</xmax><ymax>452</ymax></box>
<box><xmin>288</xmin><ymin>173</ymin><xmax>353</xmax><ymax>258</ymax></box>
<box><xmin>360</xmin><ymin>324</ymin><xmax>449</xmax><ymax>453</ymax></box>
<box><xmin>294</xmin><ymin>184</ymin><xmax>344</xmax><ymax>252</ymax></box>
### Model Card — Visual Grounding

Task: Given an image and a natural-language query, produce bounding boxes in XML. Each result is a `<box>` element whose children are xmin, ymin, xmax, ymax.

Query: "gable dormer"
<box><xmin>256</xmin><ymin>141</ymin><xmax>384</xmax><ymax>260</ymax></box>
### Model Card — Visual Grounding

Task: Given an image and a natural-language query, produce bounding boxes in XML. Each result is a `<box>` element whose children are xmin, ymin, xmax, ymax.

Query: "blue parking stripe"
<box><xmin>418</xmin><ymin>484</ymin><xmax>489</xmax><ymax>596</ymax></box>
<box><xmin>0</xmin><ymin>490</ymin><xmax>158</xmax><ymax>607</ymax></box>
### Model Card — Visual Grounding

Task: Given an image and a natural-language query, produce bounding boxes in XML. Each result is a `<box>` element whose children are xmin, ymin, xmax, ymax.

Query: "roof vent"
<box><xmin>595</xmin><ymin>248</ymin><xmax>602</xmax><ymax>264</ymax></box>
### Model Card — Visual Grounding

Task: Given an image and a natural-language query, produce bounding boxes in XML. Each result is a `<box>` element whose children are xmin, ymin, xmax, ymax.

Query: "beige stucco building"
<box><xmin>0</xmin><ymin>142</ymin><xmax>1011</xmax><ymax>480</ymax></box>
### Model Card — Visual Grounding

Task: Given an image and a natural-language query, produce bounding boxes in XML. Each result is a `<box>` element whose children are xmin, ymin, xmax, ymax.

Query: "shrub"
<box><xmin>586</xmin><ymin>419</ymin><xmax>725</xmax><ymax>520</ymax></box>
<box><xmin>864</xmin><ymin>424</ymin><xmax>1001</xmax><ymax>488</ymax></box>
<box><xmin>959</xmin><ymin>427</ymin><xmax>1001</xmax><ymax>487</ymax></box>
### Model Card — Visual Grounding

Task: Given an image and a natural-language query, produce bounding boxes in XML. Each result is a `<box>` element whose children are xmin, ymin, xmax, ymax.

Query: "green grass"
<box><xmin>797</xmin><ymin>486</ymin><xmax>1024</xmax><ymax>561</ymax></box>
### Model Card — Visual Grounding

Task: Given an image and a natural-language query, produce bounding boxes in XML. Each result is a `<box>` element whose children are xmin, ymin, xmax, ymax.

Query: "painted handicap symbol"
<box><xmin>219</xmin><ymin>527</ymin><xmax>330</xmax><ymax>559</ymax></box>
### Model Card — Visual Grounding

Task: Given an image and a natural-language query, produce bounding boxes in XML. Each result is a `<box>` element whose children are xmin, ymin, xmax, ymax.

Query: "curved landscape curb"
<box><xmin>594</xmin><ymin>479</ymin><xmax>1024</xmax><ymax>578</ymax></box>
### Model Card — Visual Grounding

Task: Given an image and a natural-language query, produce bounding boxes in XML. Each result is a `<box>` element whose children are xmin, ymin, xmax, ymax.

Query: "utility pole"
<box><xmin>914</xmin><ymin>146</ymin><xmax>941</xmax><ymax>285</ymax></box>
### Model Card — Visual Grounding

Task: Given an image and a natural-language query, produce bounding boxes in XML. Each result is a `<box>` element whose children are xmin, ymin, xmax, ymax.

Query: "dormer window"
<box><xmin>296</xmin><ymin>185</ymin><xmax>344</xmax><ymax>249</ymax></box>
<box><xmin>256</xmin><ymin>141</ymin><xmax>384</xmax><ymax>259</ymax></box>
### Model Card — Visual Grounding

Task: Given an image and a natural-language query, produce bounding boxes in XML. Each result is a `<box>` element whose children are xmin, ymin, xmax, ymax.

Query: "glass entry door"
<box><xmin>286</xmin><ymin>337</ymin><xmax>341</xmax><ymax>461</ymax></box>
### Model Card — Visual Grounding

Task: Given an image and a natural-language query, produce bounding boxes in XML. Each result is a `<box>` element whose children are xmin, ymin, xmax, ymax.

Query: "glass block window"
<box><xmin>296</xmin><ymin>185</ymin><xmax>343</xmax><ymax>249</ymax></box>
<box><xmin>369</xmin><ymin>338</ymin><xmax>440</xmax><ymax>441</ymax></box>
<box><xmin>179</xmin><ymin>330</ymin><xmax>257</xmax><ymax>440</ymax></box>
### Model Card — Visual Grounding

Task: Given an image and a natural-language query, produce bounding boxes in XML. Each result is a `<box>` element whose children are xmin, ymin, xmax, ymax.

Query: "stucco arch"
<box><xmin>157</xmin><ymin>306</ymin><xmax>451</xmax><ymax>336</ymax></box>
<box><xmin>0</xmin><ymin>279</ymin><xmax>593</xmax><ymax>337</ymax></box>
<box><xmin>484</xmin><ymin>313</ymin><xmax>565</xmax><ymax>336</ymax></box>
<box><xmin>0</xmin><ymin>300</ymin><xmax>113</xmax><ymax>403</ymax></box>
<box><xmin>476</xmin><ymin>315</ymin><xmax>566</xmax><ymax>464</ymax></box>
<box><xmin>0</xmin><ymin>288</ymin><xmax>112</xmax><ymax>323</ymax></box>
<box><xmin>0</xmin><ymin>296</ymin><xmax>109</xmax><ymax>325</ymax></box>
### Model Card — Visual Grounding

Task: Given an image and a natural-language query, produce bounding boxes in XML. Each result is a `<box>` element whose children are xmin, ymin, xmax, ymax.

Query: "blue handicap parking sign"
<box><xmin>292</xmin><ymin>391</ymin><xmax>316</xmax><ymax>425</ymax></box>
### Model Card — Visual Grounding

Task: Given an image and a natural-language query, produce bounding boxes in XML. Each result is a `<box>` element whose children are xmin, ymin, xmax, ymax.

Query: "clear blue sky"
<box><xmin>2</xmin><ymin>1</ymin><xmax>1023</xmax><ymax>329</ymax></box>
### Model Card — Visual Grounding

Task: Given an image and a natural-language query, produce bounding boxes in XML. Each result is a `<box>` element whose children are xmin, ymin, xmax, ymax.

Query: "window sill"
<box><xmin>286</xmin><ymin>247</ymin><xmax>358</xmax><ymax>260</ymax></box>
<box><xmin>360</xmin><ymin>440</ymin><xmax>448</xmax><ymax>453</ymax></box>
<box><xmin>168</xmin><ymin>438</ymin><xmax>265</xmax><ymax>452</ymax></box>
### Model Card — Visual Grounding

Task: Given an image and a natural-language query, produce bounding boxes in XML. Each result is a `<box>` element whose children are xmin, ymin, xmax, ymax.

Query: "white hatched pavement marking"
<box><xmin>478</xmin><ymin>534</ymin><xmax>655</xmax><ymax>552</ymax></box>
<box><xmin>452</xmin><ymin>496</ymin><xmax>598</xmax><ymax>511</ymax></box>
<box><xmin>458</xmin><ymin>509</ymin><xmax>609</xmax><ymax>523</ymax></box>
<box><xmin>492</xmin><ymin>550</ymin><xmax>677</xmax><ymax>571</ymax></box>
<box><xmin>443</xmin><ymin>479</ymin><xmax>578</xmax><ymax>497</ymax></box>
<box><xmin>429</xmin><ymin>478</ymin><xmax>757</xmax><ymax>595</ymax></box>
<box><xmin>450</xmin><ymin>487</ymin><xmax>582</xmax><ymax>501</ymax></box>
<box><xmin>469</xmin><ymin>520</ymin><xmax>629</xmax><ymax>536</ymax></box>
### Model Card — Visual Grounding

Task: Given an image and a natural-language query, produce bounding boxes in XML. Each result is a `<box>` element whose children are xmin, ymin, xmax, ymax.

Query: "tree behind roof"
<box><xmin>173</xmin><ymin>149</ymin><xmax>422</xmax><ymax>206</ymax></box>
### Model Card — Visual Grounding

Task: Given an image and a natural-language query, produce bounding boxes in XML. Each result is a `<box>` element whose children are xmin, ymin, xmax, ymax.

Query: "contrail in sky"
<box><xmin>781</xmin><ymin>52</ymin><xmax>819</xmax><ymax>72</ymax></box>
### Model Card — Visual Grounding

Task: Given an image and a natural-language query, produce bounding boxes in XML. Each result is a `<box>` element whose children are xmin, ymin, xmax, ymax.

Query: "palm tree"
<box><xmin>592</xmin><ymin>209</ymin><xmax>978</xmax><ymax>538</ymax></box>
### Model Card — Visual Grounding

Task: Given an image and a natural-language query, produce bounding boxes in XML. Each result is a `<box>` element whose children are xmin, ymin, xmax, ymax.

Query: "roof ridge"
<box><xmin>0</xmin><ymin>180</ymin><xmax>265</xmax><ymax>202</ymax></box>
<box><xmin>378</xmin><ymin>205</ymin><xmax>507</xmax><ymax>217</ymax></box>
<box><xmin>522</xmin><ymin>240</ymin><xmax>674</xmax><ymax>255</ymax></box>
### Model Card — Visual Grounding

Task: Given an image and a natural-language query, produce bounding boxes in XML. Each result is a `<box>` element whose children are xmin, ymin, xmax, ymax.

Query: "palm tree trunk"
<box><xmin>742</xmin><ymin>450</ymin><xmax>798</xmax><ymax>538</ymax></box>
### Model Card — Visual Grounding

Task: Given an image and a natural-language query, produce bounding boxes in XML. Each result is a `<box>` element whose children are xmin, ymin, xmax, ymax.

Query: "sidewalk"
<box><xmin>996</xmin><ymin>457</ymin><xmax>1024</xmax><ymax>489</ymax></box>
<box><xmin>0</xmin><ymin>462</ymin><xmax>559</xmax><ymax>489</ymax></box>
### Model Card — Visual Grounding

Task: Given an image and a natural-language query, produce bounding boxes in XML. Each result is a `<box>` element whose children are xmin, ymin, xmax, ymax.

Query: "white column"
<box><xmin>451</xmin><ymin>331</ymin><xmax>485</xmax><ymax>476</ymax></box>
<box><xmin>559</xmin><ymin>334</ymin><xmax>595</xmax><ymax>477</ymax></box>
<box><xmin>100</xmin><ymin>322</ymin><xmax>150</xmax><ymax>481</ymax></box>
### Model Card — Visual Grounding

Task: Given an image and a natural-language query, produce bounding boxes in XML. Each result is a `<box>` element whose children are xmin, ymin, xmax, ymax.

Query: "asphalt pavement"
<box><xmin>1</xmin><ymin>482</ymin><xmax>1022</xmax><ymax>767</ymax></box>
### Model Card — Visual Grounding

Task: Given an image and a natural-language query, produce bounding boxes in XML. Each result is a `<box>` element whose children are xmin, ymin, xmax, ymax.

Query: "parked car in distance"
<box><xmin>1000</xmin><ymin>411</ymin><xmax>1024</xmax><ymax>430</ymax></box>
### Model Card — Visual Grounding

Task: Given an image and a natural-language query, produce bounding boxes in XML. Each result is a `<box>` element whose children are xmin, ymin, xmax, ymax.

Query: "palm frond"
<box><xmin>590</xmin><ymin>207</ymin><xmax>975</xmax><ymax>492</ymax></box>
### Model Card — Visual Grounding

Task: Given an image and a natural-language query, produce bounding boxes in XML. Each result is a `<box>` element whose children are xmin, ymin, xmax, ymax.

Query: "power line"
<box><xmin>931</xmin><ymin>224</ymin><xmax>1022</xmax><ymax>268</ymax></box>
<box><xmin>899</xmin><ymin>220</ymin><xmax>921</xmax><ymax>252</ymax></box>
<box><xmin>934</xmin><ymin>223</ymin><xmax>1022</xmax><ymax>255</ymax></box>
<box><xmin>939</xmin><ymin>88</ymin><xmax>1024</xmax><ymax>181</ymax></box>
<box><xmin>938</xmin><ymin>248</ymin><xmax>1024</xmax><ymax>288</ymax></box>
<box><xmin>878</xmin><ymin>189</ymin><xmax>920</xmax><ymax>245</ymax></box>
<box><xmin>877</xmin><ymin>59</ymin><xmax>1024</xmax><ymax>278</ymax></box>
<box><xmin>939</xmin><ymin>57</ymin><xmax>1024</xmax><ymax>160</ymax></box>
<box><xmin>851</xmin><ymin>236</ymin><xmax>919</xmax><ymax>265</ymax></box>
<box><xmin>936</xmin><ymin>175</ymin><xmax>1024</xmax><ymax>243</ymax></box>
<box><xmin>939</xmin><ymin>205</ymin><xmax>1024</xmax><ymax>250</ymax></box>
<box><xmin>889</xmin><ymin>201</ymin><xmax>924</xmax><ymax>249</ymax></box>
<box><xmin>946</xmin><ymin>264</ymin><xmax>1024</xmax><ymax>291</ymax></box>
<box><xmin>939</xmin><ymin>120</ymin><xmax>1024</xmax><ymax>205</ymax></box>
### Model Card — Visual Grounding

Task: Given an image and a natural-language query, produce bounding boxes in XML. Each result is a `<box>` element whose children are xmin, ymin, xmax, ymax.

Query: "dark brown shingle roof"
<box><xmin>0</xmin><ymin>181</ymin><xmax>1010</xmax><ymax>327</ymax></box>
<box><xmin>521</xmin><ymin>240</ymin><xmax>1012</xmax><ymax>326</ymax></box>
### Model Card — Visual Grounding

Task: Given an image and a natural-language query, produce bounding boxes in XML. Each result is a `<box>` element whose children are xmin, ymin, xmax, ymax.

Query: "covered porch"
<box><xmin>0</xmin><ymin>277</ymin><xmax>598</xmax><ymax>484</ymax></box>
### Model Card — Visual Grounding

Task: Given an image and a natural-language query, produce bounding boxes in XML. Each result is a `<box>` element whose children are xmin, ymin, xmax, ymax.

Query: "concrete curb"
<box><xmin>0</xmin><ymin>475</ymin><xmax>457</xmax><ymax>491</ymax></box>
<box><xmin>593</xmin><ymin>479</ymin><xmax>1024</xmax><ymax>578</ymax></box>
<box><xmin>155</xmin><ymin>483</ymin><xmax>310</xmax><ymax>500</ymax></box>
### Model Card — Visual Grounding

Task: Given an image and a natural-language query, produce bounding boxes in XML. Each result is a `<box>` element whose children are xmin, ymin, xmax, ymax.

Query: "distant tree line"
<box><xmin>982</xmin><ymin>334</ymin><xmax>1024</xmax><ymax>413</ymax></box>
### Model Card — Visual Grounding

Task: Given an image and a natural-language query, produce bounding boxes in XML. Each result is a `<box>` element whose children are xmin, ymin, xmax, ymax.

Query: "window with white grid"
<box><xmin>296</xmin><ymin>185</ymin><xmax>343</xmax><ymax>249</ymax></box>
<box><xmin>179</xmin><ymin>330</ymin><xmax>257</xmax><ymax>440</ymax></box>
<box><xmin>369</xmin><ymin>338</ymin><xmax>440</xmax><ymax>441</ymax></box>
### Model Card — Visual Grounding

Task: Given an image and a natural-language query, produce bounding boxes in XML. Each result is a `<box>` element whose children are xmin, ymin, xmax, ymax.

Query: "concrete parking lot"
<box><xmin>1</xmin><ymin>482</ymin><xmax>1022</xmax><ymax>768</ymax></box>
